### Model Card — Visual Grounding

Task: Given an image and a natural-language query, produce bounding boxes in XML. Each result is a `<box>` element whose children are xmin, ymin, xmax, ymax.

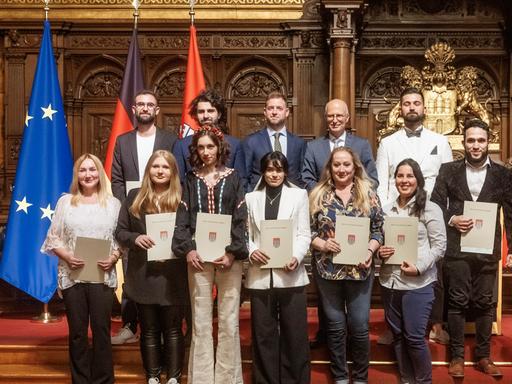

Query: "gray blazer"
<box><xmin>302</xmin><ymin>133</ymin><xmax>378</xmax><ymax>191</ymax></box>
<box><xmin>111</xmin><ymin>128</ymin><xmax>177</xmax><ymax>202</ymax></box>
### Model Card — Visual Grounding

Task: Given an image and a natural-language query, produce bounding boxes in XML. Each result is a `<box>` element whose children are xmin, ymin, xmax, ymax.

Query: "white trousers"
<box><xmin>187</xmin><ymin>261</ymin><xmax>243</xmax><ymax>384</ymax></box>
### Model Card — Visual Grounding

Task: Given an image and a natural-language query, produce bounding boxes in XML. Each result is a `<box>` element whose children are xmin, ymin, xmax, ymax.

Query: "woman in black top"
<box><xmin>172</xmin><ymin>123</ymin><xmax>248</xmax><ymax>384</ymax></box>
<box><xmin>116</xmin><ymin>150</ymin><xmax>187</xmax><ymax>384</ymax></box>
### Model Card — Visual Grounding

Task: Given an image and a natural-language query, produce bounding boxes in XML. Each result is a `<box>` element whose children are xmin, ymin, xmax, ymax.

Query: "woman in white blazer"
<box><xmin>245</xmin><ymin>151</ymin><xmax>311</xmax><ymax>384</ymax></box>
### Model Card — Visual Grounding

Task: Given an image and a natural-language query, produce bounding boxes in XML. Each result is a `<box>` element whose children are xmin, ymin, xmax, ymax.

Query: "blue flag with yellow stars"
<box><xmin>0</xmin><ymin>20</ymin><xmax>73</xmax><ymax>303</ymax></box>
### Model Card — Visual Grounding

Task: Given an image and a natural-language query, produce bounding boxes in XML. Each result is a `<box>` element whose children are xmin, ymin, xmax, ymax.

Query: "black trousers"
<box><xmin>62</xmin><ymin>283</ymin><xmax>114</xmax><ymax>384</ymax></box>
<box><xmin>136</xmin><ymin>303</ymin><xmax>184</xmax><ymax>381</ymax></box>
<box><xmin>445</xmin><ymin>257</ymin><xmax>498</xmax><ymax>360</ymax></box>
<box><xmin>250</xmin><ymin>286</ymin><xmax>310</xmax><ymax>384</ymax></box>
<box><xmin>430</xmin><ymin>259</ymin><xmax>445</xmax><ymax>324</ymax></box>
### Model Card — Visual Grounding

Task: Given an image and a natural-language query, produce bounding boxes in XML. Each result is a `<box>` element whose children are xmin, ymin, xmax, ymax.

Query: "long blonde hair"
<box><xmin>70</xmin><ymin>153</ymin><xmax>110</xmax><ymax>207</ymax></box>
<box><xmin>130</xmin><ymin>150</ymin><xmax>181</xmax><ymax>218</ymax></box>
<box><xmin>309</xmin><ymin>147</ymin><xmax>373</xmax><ymax>216</ymax></box>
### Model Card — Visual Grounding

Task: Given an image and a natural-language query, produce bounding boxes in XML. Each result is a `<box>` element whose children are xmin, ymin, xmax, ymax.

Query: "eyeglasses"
<box><xmin>326</xmin><ymin>113</ymin><xmax>349</xmax><ymax>121</ymax></box>
<box><xmin>135</xmin><ymin>102</ymin><xmax>157</xmax><ymax>109</ymax></box>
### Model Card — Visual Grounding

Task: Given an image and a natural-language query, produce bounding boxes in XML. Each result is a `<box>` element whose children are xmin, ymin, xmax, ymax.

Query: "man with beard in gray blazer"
<box><xmin>111</xmin><ymin>89</ymin><xmax>177</xmax><ymax>345</ymax></box>
<box><xmin>302</xmin><ymin>99</ymin><xmax>378</xmax><ymax>191</ymax></box>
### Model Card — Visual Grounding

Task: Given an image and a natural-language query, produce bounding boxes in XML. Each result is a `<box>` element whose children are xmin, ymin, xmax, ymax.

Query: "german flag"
<box><xmin>104</xmin><ymin>27</ymin><xmax>145</xmax><ymax>178</ymax></box>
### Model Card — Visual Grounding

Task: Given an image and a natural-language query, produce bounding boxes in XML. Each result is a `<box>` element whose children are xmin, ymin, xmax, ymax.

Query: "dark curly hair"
<box><xmin>393</xmin><ymin>158</ymin><xmax>426</xmax><ymax>217</ymax></box>
<box><xmin>188</xmin><ymin>89</ymin><xmax>229</xmax><ymax>134</ymax></box>
<box><xmin>188</xmin><ymin>123</ymin><xmax>231</xmax><ymax>170</ymax></box>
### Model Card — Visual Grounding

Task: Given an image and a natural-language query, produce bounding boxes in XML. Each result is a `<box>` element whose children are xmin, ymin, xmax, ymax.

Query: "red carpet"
<box><xmin>1</xmin><ymin>307</ymin><xmax>512</xmax><ymax>383</ymax></box>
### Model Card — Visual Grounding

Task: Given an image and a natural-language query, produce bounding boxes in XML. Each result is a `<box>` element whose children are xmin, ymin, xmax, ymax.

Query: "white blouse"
<box><xmin>41</xmin><ymin>193</ymin><xmax>121</xmax><ymax>290</ymax></box>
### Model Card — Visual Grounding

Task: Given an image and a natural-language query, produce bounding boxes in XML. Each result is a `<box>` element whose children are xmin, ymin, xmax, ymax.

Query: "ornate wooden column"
<box><xmin>323</xmin><ymin>1</ymin><xmax>364</xmax><ymax>117</ymax></box>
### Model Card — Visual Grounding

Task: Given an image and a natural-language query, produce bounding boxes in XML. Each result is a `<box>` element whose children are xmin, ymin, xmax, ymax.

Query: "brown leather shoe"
<box><xmin>448</xmin><ymin>358</ymin><xmax>465</xmax><ymax>378</ymax></box>
<box><xmin>476</xmin><ymin>358</ymin><xmax>503</xmax><ymax>377</ymax></box>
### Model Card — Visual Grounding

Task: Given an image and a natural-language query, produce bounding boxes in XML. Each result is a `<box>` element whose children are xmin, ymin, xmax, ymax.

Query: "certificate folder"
<box><xmin>70</xmin><ymin>236</ymin><xmax>111</xmax><ymax>283</ymax></box>
<box><xmin>333</xmin><ymin>215</ymin><xmax>370</xmax><ymax>265</ymax></box>
<box><xmin>195</xmin><ymin>212</ymin><xmax>232</xmax><ymax>262</ymax></box>
<box><xmin>383</xmin><ymin>216</ymin><xmax>418</xmax><ymax>265</ymax></box>
<box><xmin>146</xmin><ymin>213</ymin><xmax>176</xmax><ymax>261</ymax></box>
<box><xmin>461</xmin><ymin>201</ymin><xmax>497</xmax><ymax>254</ymax></box>
<box><xmin>260</xmin><ymin>219</ymin><xmax>293</xmax><ymax>269</ymax></box>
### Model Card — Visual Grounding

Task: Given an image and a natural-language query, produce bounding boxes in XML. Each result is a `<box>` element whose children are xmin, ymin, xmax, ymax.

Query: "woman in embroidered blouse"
<box><xmin>378</xmin><ymin>159</ymin><xmax>446</xmax><ymax>384</ymax></box>
<box><xmin>41</xmin><ymin>153</ymin><xmax>121</xmax><ymax>384</ymax></box>
<box><xmin>309</xmin><ymin>147</ymin><xmax>383</xmax><ymax>384</ymax></box>
<box><xmin>172</xmin><ymin>123</ymin><xmax>248</xmax><ymax>384</ymax></box>
<box><xmin>245</xmin><ymin>151</ymin><xmax>311</xmax><ymax>384</ymax></box>
<box><xmin>115</xmin><ymin>150</ymin><xmax>187</xmax><ymax>384</ymax></box>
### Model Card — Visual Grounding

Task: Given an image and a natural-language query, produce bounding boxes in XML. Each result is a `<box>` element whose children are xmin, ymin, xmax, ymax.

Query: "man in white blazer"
<box><xmin>375</xmin><ymin>87</ymin><xmax>453</xmax><ymax>345</ymax></box>
<box><xmin>376</xmin><ymin>87</ymin><xmax>453</xmax><ymax>207</ymax></box>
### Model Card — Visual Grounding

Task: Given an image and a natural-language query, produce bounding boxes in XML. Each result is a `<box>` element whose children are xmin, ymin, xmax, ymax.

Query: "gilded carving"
<box><xmin>82</xmin><ymin>72</ymin><xmax>122</xmax><ymax>97</ymax></box>
<box><xmin>155</xmin><ymin>71</ymin><xmax>186</xmax><ymax>98</ymax></box>
<box><xmin>9</xmin><ymin>138</ymin><xmax>21</xmax><ymax>161</ymax></box>
<box><xmin>231</xmin><ymin>72</ymin><xmax>280</xmax><ymax>99</ymax></box>
<box><xmin>223</xmin><ymin>36</ymin><xmax>288</xmax><ymax>49</ymax></box>
<box><xmin>361</xmin><ymin>34</ymin><xmax>503</xmax><ymax>51</ymax></box>
<box><xmin>3</xmin><ymin>0</ymin><xmax>304</xmax><ymax>5</ymax></box>
<box><xmin>361</xmin><ymin>36</ymin><xmax>426</xmax><ymax>49</ymax></box>
<box><xmin>7</xmin><ymin>30</ymin><xmax>41</xmax><ymax>48</ymax></box>
<box><xmin>92</xmin><ymin>114</ymin><xmax>114</xmax><ymax>162</ymax></box>
<box><xmin>375</xmin><ymin>43</ymin><xmax>500</xmax><ymax>149</ymax></box>
<box><xmin>238</xmin><ymin>115</ymin><xmax>266</xmax><ymax>135</ymax></box>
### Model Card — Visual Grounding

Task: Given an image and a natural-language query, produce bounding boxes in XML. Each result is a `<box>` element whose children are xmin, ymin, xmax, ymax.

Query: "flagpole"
<box><xmin>32</xmin><ymin>0</ymin><xmax>62</xmax><ymax>324</ymax></box>
<box><xmin>132</xmin><ymin>0</ymin><xmax>139</xmax><ymax>28</ymax></box>
<box><xmin>189</xmin><ymin>0</ymin><xmax>195</xmax><ymax>25</ymax></box>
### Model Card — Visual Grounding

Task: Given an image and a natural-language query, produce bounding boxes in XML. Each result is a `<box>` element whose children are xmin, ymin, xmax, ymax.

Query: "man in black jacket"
<box><xmin>431</xmin><ymin>118</ymin><xmax>512</xmax><ymax>378</ymax></box>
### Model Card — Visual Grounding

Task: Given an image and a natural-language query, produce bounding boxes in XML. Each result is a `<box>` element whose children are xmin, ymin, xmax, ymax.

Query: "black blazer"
<box><xmin>431</xmin><ymin>159</ymin><xmax>512</xmax><ymax>262</ymax></box>
<box><xmin>111</xmin><ymin>128</ymin><xmax>178</xmax><ymax>202</ymax></box>
<box><xmin>115</xmin><ymin>189</ymin><xmax>188</xmax><ymax>306</ymax></box>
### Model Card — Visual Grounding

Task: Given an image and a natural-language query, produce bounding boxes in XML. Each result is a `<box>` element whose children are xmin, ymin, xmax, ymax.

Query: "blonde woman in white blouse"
<box><xmin>245</xmin><ymin>151</ymin><xmax>311</xmax><ymax>384</ymax></box>
<box><xmin>42</xmin><ymin>153</ymin><xmax>121</xmax><ymax>384</ymax></box>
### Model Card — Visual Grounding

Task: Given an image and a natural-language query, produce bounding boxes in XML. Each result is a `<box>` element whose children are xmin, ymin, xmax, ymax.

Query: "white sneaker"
<box><xmin>166</xmin><ymin>379</ymin><xmax>178</xmax><ymax>384</ymax></box>
<box><xmin>148</xmin><ymin>378</ymin><xmax>160</xmax><ymax>384</ymax></box>
<box><xmin>111</xmin><ymin>325</ymin><xmax>139</xmax><ymax>345</ymax></box>
<box><xmin>429</xmin><ymin>328</ymin><xmax>450</xmax><ymax>345</ymax></box>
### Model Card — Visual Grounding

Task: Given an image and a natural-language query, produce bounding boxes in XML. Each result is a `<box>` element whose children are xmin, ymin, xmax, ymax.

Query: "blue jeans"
<box><xmin>382</xmin><ymin>283</ymin><xmax>434</xmax><ymax>384</ymax></box>
<box><xmin>313</xmin><ymin>264</ymin><xmax>373</xmax><ymax>384</ymax></box>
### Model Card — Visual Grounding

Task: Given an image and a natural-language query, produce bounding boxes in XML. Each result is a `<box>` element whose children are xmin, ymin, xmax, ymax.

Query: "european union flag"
<box><xmin>0</xmin><ymin>20</ymin><xmax>73</xmax><ymax>303</ymax></box>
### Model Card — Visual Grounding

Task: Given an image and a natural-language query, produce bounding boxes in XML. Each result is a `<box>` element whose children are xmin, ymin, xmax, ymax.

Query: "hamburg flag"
<box><xmin>179</xmin><ymin>24</ymin><xmax>206</xmax><ymax>138</ymax></box>
<box><xmin>0</xmin><ymin>21</ymin><xmax>73</xmax><ymax>303</ymax></box>
<box><xmin>104</xmin><ymin>27</ymin><xmax>145</xmax><ymax>179</ymax></box>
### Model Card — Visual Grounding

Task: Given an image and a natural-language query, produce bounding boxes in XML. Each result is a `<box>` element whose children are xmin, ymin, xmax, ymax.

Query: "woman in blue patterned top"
<box><xmin>309</xmin><ymin>147</ymin><xmax>384</xmax><ymax>384</ymax></box>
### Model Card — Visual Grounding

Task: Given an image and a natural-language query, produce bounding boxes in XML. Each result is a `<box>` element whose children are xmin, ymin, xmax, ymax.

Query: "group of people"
<box><xmin>40</xmin><ymin>85</ymin><xmax>512</xmax><ymax>384</ymax></box>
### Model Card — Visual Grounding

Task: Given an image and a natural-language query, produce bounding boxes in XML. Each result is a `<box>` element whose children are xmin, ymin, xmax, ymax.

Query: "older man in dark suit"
<box><xmin>243</xmin><ymin>91</ymin><xmax>306</xmax><ymax>191</ymax></box>
<box><xmin>431</xmin><ymin>118</ymin><xmax>512</xmax><ymax>378</ymax></box>
<box><xmin>302</xmin><ymin>99</ymin><xmax>378</xmax><ymax>191</ymax></box>
<box><xmin>111</xmin><ymin>89</ymin><xmax>177</xmax><ymax>345</ymax></box>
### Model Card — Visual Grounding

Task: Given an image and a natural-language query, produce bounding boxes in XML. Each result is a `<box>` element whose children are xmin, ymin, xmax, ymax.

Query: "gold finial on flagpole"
<box><xmin>43</xmin><ymin>0</ymin><xmax>50</xmax><ymax>21</ymax></box>
<box><xmin>189</xmin><ymin>0</ymin><xmax>195</xmax><ymax>25</ymax></box>
<box><xmin>132</xmin><ymin>0</ymin><xmax>140</xmax><ymax>27</ymax></box>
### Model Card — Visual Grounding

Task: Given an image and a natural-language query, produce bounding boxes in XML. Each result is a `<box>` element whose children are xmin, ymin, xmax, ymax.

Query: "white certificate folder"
<box><xmin>333</xmin><ymin>215</ymin><xmax>370</xmax><ymax>265</ymax></box>
<box><xmin>460</xmin><ymin>201</ymin><xmax>497</xmax><ymax>255</ymax></box>
<box><xmin>70</xmin><ymin>236</ymin><xmax>111</xmax><ymax>283</ymax></box>
<box><xmin>146</xmin><ymin>213</ymin><xmax>176</xmax><ymax>261</ymax></box>
<box><xmin>383</xmin><ymin>216</ymin><xmax>418</xmax><ymax>265</ymax></box>
<box><xmin>260</xmin><ymin>219</ymin><xmax>293</xmax><ymax>269</ymax></box>
<box><xmin>195</xmin><ymin>212</ymin><xmax>232</xmax><ymax>262</ymax></box>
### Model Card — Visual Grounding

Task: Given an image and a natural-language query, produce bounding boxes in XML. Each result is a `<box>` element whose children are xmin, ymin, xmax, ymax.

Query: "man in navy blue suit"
<box><xmin>243</xmin><ymin>91</ymin><xmax>306</xmax><ymax>191</ymax></box>
<box><xmin>302</xmin><ymin>98</ymin><xmax>378</xmax><ymax>191</ymax></box>
<box><xmin>173</xmin><ymin>89</ymin><xmax>246</xmax><ymax>188</ymax></box>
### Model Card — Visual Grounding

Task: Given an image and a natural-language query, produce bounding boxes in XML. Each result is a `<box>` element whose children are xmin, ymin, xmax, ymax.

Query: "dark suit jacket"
<box><xmin>115</xmin><ymin>189</ymin><xmax>188</xmax><ymax>306</ymax></box>
<box><xmin>172</xmin><ymin>134</ymin><xmax>247</xmax><ymax>190</ymax></box>
<box><xmin>431</xmin><ymin>159</ymin><xmax>512</xmax><ymax>262</ymax></box>
<box><xmin>302</xmin><ymin>133</ymin><xmax>379</xmax><ymax>191</ymax></box>
<box><xmin>242</xmin><ymin>128</ymin><xmax>306</xmax><ymax>191</ymax></box>
<box><xmin>111</xmin><ymin>128</ymin><xmax>177</xmax><ymax>202</ymax></box>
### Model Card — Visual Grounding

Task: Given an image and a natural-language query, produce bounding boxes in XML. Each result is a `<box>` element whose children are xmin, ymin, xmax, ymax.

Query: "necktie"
<box><xmin>273</xmin><ymin>132</ymin><xmax>282</xmax><ymax>152</ymax></box>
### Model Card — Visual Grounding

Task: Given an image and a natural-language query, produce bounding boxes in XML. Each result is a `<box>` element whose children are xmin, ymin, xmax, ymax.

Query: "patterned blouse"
<box><xmin>311</xmin><ymin>186</ymin><xmax>384</xmax><ymax>281</ymax></box>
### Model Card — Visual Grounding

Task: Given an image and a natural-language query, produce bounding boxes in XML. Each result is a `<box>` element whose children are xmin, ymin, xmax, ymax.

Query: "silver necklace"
<box><xmin>266</xmin><ymin>192</ymin><xmax>281</xmax><ymax>206</ymax></box>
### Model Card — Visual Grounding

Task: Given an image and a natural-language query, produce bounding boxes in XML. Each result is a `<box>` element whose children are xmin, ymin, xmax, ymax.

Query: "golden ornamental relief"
<box><xmin>377</xmin><ymin>42</ymin><xmax>500</xmax><ymax>150</ymax></box>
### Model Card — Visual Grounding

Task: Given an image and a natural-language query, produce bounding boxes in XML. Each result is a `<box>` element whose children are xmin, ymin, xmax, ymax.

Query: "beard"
<box><xmin>465</xmin><ymin>148</ymin><xmax>489</xmax><ymax>166</ymax></box>
<box><xmin>135</xmin><ymin>111</ymin><xmax>155</xmax><ymax>124</ymax></box>
<box><xmin>403</xmin><ymin>112</ymin><xmax>424</xmax><ymax>124</ymax></box>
